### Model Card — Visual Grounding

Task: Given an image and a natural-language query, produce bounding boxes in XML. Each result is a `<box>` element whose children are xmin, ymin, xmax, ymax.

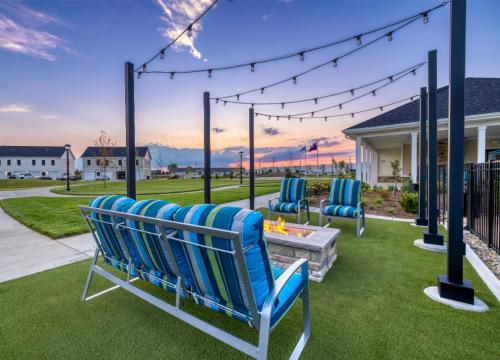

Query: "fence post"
<box><xmin>465</xmin><ymin>163</ymin><xmax>472</xmax><ymax>230</ymax></box>
<box><xmin>488</xmin><ymin>160</ymin><xmax>494</xmax><ymax>248</ymax></box>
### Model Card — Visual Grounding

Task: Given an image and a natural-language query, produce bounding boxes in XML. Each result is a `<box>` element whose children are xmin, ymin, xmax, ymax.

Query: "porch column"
<box><xmin>356</xmin><ymin>136</ymin><xmax>362</xmax><ymax>181</ymax></box>
<box><xmin>477</xmin><ymin>125</ymin><xmax>486</xmax><ymax>163</ymax></box>
<box><xmin>411</xmin><ymin>132</ymin><xmax>418</xmax><ymax>183</ymax></box>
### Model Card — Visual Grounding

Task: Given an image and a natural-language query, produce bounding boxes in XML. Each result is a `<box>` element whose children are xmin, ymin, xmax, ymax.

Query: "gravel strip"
<box><xmin>464</xmin><ymin>231</ymin><xmax>500</xmax><ymax>279</ymax></box>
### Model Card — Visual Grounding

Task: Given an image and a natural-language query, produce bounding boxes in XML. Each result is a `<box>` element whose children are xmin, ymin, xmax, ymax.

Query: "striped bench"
<box><xmin>80</xmin><ymin>195</ymin><xmax>310</xmax><ymax>360</ymax></box>
<box><xmin>268</xmin><ymin>178</ymin><xmax>310</xmax><ymax>223</ymax></box>
<box><xmin>319</xmin><ymin>178</ymin><xmax>366</xmax><ymax>237</ymax></box>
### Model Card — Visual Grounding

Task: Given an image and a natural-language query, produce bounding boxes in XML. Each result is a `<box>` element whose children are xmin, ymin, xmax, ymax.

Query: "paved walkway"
<box><xmin>0</xmin><ymin>186</ymin><xmax>67</xmax><ymax>200</ymax></box>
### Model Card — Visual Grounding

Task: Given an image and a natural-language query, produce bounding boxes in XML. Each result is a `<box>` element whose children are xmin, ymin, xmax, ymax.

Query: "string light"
<box><xmin>339</xmin><ymin>103</ymin><xmax>343</xmax><ymax>110</ymax></box>
<box><xmin>211</xmin><ymin>62</ymin><xmax>424</xmax><ymax>106</ymax></box>
<box><xmin>187</xmin><ymin>25</ymin><xmax>193</xmax><ymax>38</ymax></box>
<box><xmin>380</xmin><ymin>106</ymin><xmax>384</xmax><ymax>111</ymax></box>
<box><xmin>288</xmin><ymin>115</ymin><xmax>291</xmax><ymax>120</ymax></box>
<box><xmin>293</xmin><ymin>76</ymin><xmax>297</xmax><ymax>85</ymax></box>
<box><xmin>250</xmin><ymin>63</ymin><xmax>255</xmax><ymax>72</ymax></box>
<box><xmin>208</xmin><ymin>69</ymin><xmax>213</xmax><ymax>78</ymax></box>
<box><xmin>223</xmin><ymin>101</ymin><xmax>227</xmax><ymax>106</ymax></box>
<box><xmin>137</xmin><ymin>72</ymin><xmax>141</xmax><ymax>79</ymax></box>
<box><xmin>300</xmin><ymin>118</ymin><xmax>303</xmax><ymax>122</ymax></box>
<box><xmin>324</xmin><ymin>116</ymin><xmax>327</xmax><ymax>122</ymax></box>
<box><xmin>332</xmin><ymin>59</ymin><xmax>338</xmax><ymax>67</ymax></box>
<box><xmin>236</xmin><ymin>94</ymin><xmax>240</xmax><ymax>101</ymax></box>
<box><xmin>170</xmin><ymin>72</ymin><xmax>175</xmax><ymax>79</ymax></box>
<box><xmin>311</xmin><ymin>112</ymin><xmax>315</xmax><ymax>117</ymax></box>
<box><xmin>314</xmin><ymin>98</ymin><xmax>318</xmax><ymax>104</ymax></box>
<box><xmin>281</xmin><ymin>103</ymin><xmax>285</xmax><ymax>109</ymax></box>
<box><xmin>159</xmin><ymin>50</ymin><xmax>165</xmax><ymax>60</ymax></box>
<box><xmin>350</xmin><ymin>89</ymin><xmax>355</xmax><ymax>96</ymax></box>
<box><xmin>215</xmin><ymin>98</ymin><xmax>219</xmax><ymax>104</ymax></box>
<box><xmin>389</xmin><ymin>76</ymin><xmax>394</xmax><ymax>82</ymax></box>
<box><xmin>260</xmin><ymin>88</ymin><xmax>265</xmax><ymax>94</ymax></box>
<box><xmin>372</xmin><ymin>90</ymin><xmax>376</xmax><ymax>96</ymax></box>
<box><xmin>412</xmin><ymin>69</ymin><xmax>417</xmax><ymax>75</ymax></box>
<box><xmin>138</xmin><ymin>2</ymin><xmax>447</xmax><ymax>75</ymax></box>
<box><xmin>386</xmin><ymin>32</ymin><xmax>393</xmax><ymax>41</ymax></box>
<box><xmin>351</xmin><ymin>113</ymin><xmax>355</xmax><ymax>118</ymax></box>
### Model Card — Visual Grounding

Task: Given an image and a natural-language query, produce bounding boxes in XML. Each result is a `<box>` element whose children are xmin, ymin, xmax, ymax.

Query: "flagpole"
<box><xmin>316</xmin><ymin>138</ymin><xmax>319</xmax><ymax>178</ymax></box>
<box><xmin>304</xmin><ymin>145</ymin><xmax>307</xmax><ymax>179</ymax></box>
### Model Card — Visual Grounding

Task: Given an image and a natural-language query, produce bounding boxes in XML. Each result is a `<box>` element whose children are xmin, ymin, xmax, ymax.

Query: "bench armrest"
<box><xmin>320</xmin><ymin>199</ymin><xmax>329</xmax><ymax>208</ymax></box>
<box><xmin>260</xmin><ymin>258</ymin><xmax>308</xmax><ymax>319</ymax></box>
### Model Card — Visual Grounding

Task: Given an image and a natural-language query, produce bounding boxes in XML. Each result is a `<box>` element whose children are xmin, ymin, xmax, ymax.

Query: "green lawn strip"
<box><xmin>0</xmin><ymin>216</ymin><xmax>498</xmax><ymax>359</ymax></box>
<box><xmin>0</xmin><ymin>186</ymin><xmax>279</xmax><ymax>239</ymax></box>
<box><xmin>50</xmin><ymin>178</ymin><xmax>242</xmax><ymax>196</ymax></box>
<box><xmin>0</xmin><ymin>179</ymin><xmax>69</xmax><ymax>191</ymax></box>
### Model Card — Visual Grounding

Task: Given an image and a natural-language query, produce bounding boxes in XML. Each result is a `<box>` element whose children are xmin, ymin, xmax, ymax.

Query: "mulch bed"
<box><xmin>308</xmin><ymin>190</ymin><xmax>416</xmax><ymax>219</ymax></box>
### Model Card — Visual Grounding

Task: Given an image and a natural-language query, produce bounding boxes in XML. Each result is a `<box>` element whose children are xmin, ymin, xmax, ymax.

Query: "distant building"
<box><xmin>80</xmin><ymin>146</ymin><xmax>151</xmax><ymax>180</ymax></box>
<box><xmin>174</xmin><ymin>167</ymin><xmax>238</xmax><ymax>178</ymax></box>
<box><xmin>0</xmin><ymin>146</ymin><xmax>75</xmax><ymax>179</ymax></box>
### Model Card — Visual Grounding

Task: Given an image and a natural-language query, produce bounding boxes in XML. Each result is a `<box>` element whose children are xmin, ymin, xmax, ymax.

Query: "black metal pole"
<box><xmin>416</xmin><ymin>87</ymin><xmax>428</xmax><ymax>226</ymax></box>
<box><xmin>66</xmin><ymin>147</ymin><xmax>70</xmax><ymax>191</ymax></box>
<box><xmin>125</xmin><ymin>62</ymin><xmax>136</xmax><ymax>200</ymax></box>
<box><xmin>249</xmin><ymin>108</ymin><xmax>255</xmax><ymax>210</ymax></box>
<box><xmin>239</xmin><ymin>152</ymin><xmax>243</xmax><ymax>185</ymax></box>
<box><xmin>437</xmin><ymin>0</ymin><xmax>474</xmax><ymax>304</ymax></box>
<box><xmin>203</xmin><ymin>91</ymin><xmax>211</xmax><ymax>203</ymax></box>
<box><xmin>424</xmin><ymin>50</ymin><xmax>444</xmax><ymax>245</ymax></box>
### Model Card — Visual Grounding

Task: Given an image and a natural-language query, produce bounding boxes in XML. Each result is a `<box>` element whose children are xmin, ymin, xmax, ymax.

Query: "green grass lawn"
<box><xmin>0</xmin><ymin>215</ymin><xmax>498</xmax><ymax>359</ymax></box>
<box><xmin>0</xmin><ymin>186</ymin><xmax>279</xmax><ymax>239</ymax></box>
<box><xmin>0</xmin><ymin>179</ymin><xmax>69</xmax><ymax>191</ymax></box>
<box><xmin>50</xmin><ymin>178</ymin><xmax>243</xmax><ymax>196</ymax></box>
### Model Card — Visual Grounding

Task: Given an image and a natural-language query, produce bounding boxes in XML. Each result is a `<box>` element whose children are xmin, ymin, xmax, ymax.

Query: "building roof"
<box><xmin>81</xmin><ymin>146</ymin><xmax>149</xmax><ymax>158</ymax></box>
<box><xmin>0</xmin><ymin>146</ymin><xmax>68</xmax><ymax>157</ymax></box>
<box><xmin>344</xmin><ymin>78</ymin><xmax>500</xmax><ymax>132</ymax></box>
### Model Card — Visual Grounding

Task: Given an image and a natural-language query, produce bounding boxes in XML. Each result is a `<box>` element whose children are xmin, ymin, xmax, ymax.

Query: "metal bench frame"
<box><xmin>319</xmin><ymin>200</ymin><xmax>366</xmax><ymax>237</ymax></box>
<box><xmin>80</xmin><ymin>205</ymin><xmax>310</xmax><ymax>360</ymax></box>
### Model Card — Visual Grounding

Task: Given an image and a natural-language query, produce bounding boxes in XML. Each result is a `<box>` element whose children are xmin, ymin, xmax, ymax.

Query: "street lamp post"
<box><xmin>331</xmin><ymin>157</ymin><xmax>335</xmax><ymax>177</ymax></box>
<box><xmin>239</xmin><ymin>151</ymin><xmax>243</xmax><ymax>184</ymax></box>
<box><xmin>64</xmin><ymin>144</ymin><xmax>71</xmax><ymax>192</ymax></box>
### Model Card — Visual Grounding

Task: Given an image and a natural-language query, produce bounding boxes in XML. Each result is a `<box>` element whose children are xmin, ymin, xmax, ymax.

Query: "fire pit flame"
<box><xmin>264</xmin><ymin>216</ymin><xmax>314</xmax><ymax>238</ymax></box>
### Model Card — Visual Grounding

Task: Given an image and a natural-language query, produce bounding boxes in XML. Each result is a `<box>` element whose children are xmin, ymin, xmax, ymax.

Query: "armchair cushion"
<box><xmin>270</xmin><ymin>267</ymin><xmax>304</xmax><ymax>327</ymax></box>
<box><xmin>328</xmin><ymin>178</ymin><xmax>361</xmax><ymax>207</ymax></box>
<box><xmin>279</xmin><ymin>178</ymin><xmax>307</xmax><ymax>203</ymax></box>
<box><xmin>322</xmin><ymin>204</ymin><xmax>361</xmax><ymax>218</ymax></box>
<box><xmin>270</xmin><ymin>201</ymin><xmax>306</xmax><ymax>214</ymax></box>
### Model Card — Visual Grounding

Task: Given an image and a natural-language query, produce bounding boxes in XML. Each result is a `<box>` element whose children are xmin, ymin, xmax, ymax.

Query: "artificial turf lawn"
<box><xmin>0</xmin><ymin>179</ymin><xmax>71</xmax><ymax>190</ymax></box>
<box><xmin>0</xmin><ymin>215</ymin><xmax>498</xmax><ymax>359</ymax></box>
<box><xmin>50</xmin><ymin>178</ymin><xmax>281</xmax><ymax>196</ymax></box>
<box><xmin>0</xmin><ymin>185</ymin><xmax>280</xmax><ymax>239</ymax></box>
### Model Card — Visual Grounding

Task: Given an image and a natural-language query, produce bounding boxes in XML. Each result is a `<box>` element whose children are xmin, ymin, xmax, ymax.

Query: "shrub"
<box><xmin>380</xmin><ymin>189</ymin><xmax>390</xmax><ymax>200</ymax></box>
<box><xmin>361</xmin><ymin>181</ymin><xmax>370</xmax><ymax>193</ymax></box>
<box><xmin>401</xmin><ymin>178</ymin><xmax>414</xmax><ymax>193</ymax></box>
<box><xmin>387</xmin><ymin>207</ymin><xmax>396</xmax><ymax>215</ymax></box>
<box><xmin>284</xmin><ymin>169</ymin><xmax>293</xmax><ymax>178</ymax></box>
<box><xmin>400</xmin><ymin>192</ymin><xmax>418</xmax><ymax>213</ymax></box>
<box><xmin>375</xmin><ymin>196</ymin><xmax>384</xmax><ymax>205</ymax></box>
<box><xmin>387</xmin><ymin>184</ymin><xmax>396</xmax><ymax>192</ymax></box>
<box><xmin>309</xmin><ymin>181</ymin><xmax>330</xmax><ymax>195</ymax></box>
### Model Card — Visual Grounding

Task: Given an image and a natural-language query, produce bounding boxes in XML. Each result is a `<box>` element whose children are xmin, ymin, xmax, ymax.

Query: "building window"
<box><xmin>87</xmin><ymin>159</ymin><xmax>91</xmax><ymax>166</ymax></box>
<box><xmin>136</xmin><ymin>159</ymin><xmax>139</xmax><ymax>166</ymax></box>
<box><xmin>51</xmin><ymin>160</ymin><xmax>55</xmax><ymax>166</ymax></box>
<box><xmin>42</xmin><ymin>160</ymin><xmax>45</xmax><ymax>166</ymax></box>
<box><xmin>118</xmin><ymin>159</ymin><xmax>122</xmax><ymax>166</ymax></box>
<box><xmin>17</xmin><ymin>159</ymin><xmax>21</xmax><ymax>166</ymax></box>
<box><xmin>7</xmin><ymin>160</ymin><xmax>11</xmax><ymax>166</ymax></box>
<box><xmin>96</xmin><ymin>171</ymin><xmax>100</xmax><ymax>176</ymax></box>
<box><xmin>32</xmin><ymin>159</ymin><xmax>36</xmax><ymax>166</ymax></box>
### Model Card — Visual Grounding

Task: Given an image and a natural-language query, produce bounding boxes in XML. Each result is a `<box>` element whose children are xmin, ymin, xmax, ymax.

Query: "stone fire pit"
<box><xmin>264</xmin><ymin>219</ymin><xmax>339</xmax><ymax>282</ymax></box>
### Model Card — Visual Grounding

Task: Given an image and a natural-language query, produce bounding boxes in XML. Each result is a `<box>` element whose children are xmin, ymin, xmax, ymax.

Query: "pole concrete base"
<box><xmin>415</xmin><ymin>218</ymin><xmax>428</xmax><ymax>226</ymax></box>
<box><xmin>410</xmin><ymin>223</ymin><xmax>427</xmax><ymax>228</ymax></box>
<box><xmin>424</xmin><ymin>286</ymin><xmax>488</xmax><ymax>312</ymax></box>
<box><xmin>414</xmin><ymin>239</ymin><xmax>447</xmax><ymax>253</ymax></box>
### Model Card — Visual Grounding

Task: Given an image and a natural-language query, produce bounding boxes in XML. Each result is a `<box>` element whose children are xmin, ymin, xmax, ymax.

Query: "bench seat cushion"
<box><xmin>322</xmin><ymin>204</ymin><xmax>360</xmax><ymax>218</ymax></box>
<box><xmin>270</xmin><ymin>268</ymin><xmax>304</xmax><ymax>328</ymax></box>
<box><xmin>270</xmin><ymin>201</ymin><xmax>306</xmax><ymax>214</ymax></box>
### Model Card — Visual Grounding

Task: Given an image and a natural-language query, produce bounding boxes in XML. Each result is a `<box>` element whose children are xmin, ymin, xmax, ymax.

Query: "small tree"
<box><xmin>390</xmin><ymin>160</ymin><xmax>401</xmax><ymax>194</ymax></box>
<box><xmin>338</xmin><ymin>160</ymin><xmax>346</xmax><ymax>177</ymax></box>
<box><xmin>167</xmin><ymin>163</ymin><xmax>178</xmax><ymax>176</ymax></box>
<box><xmin>93</xmin><ymin>130</ymin><xmax>116</xmax><ymax>189</ymax></box>
<box><xmin>185</xmin><ymin>166</ymin><xmax>193</xmax><ymax>178</ymax></box>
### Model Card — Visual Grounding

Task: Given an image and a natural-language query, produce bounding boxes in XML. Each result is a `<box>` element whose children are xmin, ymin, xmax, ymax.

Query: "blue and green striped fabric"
<box><xmin>173</xmin><ymin>204</ymin><xmax>275</xmax><ymax>324</ymax></box>
<box><xmin>322</xmin><ymin>204</ymin><xmax>359</xmax><ymax>218</ymax></box>
<box><xmin>89</xmin><ymin>195</ymin><xmax>138</xmax><ymax>273</ymax></box>
<box><xmin>270</xmin><ymin>201</ymin><xmax>306</xmax><ymax>214</ymax></box>
<box><xmin>328</xmin><ymin>178</ymin><xmax>361</xmax><ymax>207</ymax></box>
<box><xmin>126</xmin><ymin>199</ymin><xmax>187</xmax><ymax>291</ymax></box>
<box><xmin>279</xmin><ymin>178</ymin><xmax>307</xmax><ymax>203</ymax></box>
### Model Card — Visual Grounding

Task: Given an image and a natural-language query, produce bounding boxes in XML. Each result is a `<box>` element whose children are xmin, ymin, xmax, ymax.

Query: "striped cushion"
<box><xmin>126</xmin><ymin>200</ymin><xmax>186</xmax><ymax>291</ymax></box>
<box><xmin>270</xmin><ymin>268</ymin><xmax>304</xmax><ymax>328</ymax></box>
<box><xmin>322</xmin><ymin>204</ymin><xmax>360</xmax><ymax>218</ymax></box>
<box><xmin>89</xmin><ymin>195</ymin><xmax>138</xmax><ymax>273</ymax></box>
<box><xmin>174</xmin><ymin>204</ymin><xmax>275</xmax><ymax>324</ymax></box>
<box><xmin>270</xmin><ymin>201</ymin><xmax>306</xmax><ymax>214</ymax></box>
<box><xmin>328</xmin><ymin>178</ymin><xmax>361</xmax><ymax>207</ymax></box>
<box><xmin>279</xmin><ymin>178</ymin><xmax>307</xmax><ymax>203</ymax></box>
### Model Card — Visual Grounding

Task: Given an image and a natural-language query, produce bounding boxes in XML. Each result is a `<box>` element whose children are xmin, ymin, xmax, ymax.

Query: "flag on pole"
<box><xmin>309</xmin><ymin>142</ymin><xmax>318</xmax><ymax>152</ymax></box>
<box><xmin>299</xmin><ymin>145</ymin><xmax>307</xmax><ymax>152</ymax></box>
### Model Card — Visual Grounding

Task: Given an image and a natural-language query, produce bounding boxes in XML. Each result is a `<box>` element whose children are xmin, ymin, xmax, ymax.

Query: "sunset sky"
<box><xmin>1</xmin><ymin>0</ymin><xmax>500</xmax><ymax>168</ymax></box>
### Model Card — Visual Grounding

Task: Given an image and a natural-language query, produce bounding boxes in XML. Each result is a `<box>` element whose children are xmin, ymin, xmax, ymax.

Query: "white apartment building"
<box><xmin>0</xmin><ymin>146</ymin><xmax>75</xmax><ymax>179</ymax></box>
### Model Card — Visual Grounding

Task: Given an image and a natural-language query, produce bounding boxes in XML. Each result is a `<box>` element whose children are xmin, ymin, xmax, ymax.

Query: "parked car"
<box><xmin>8</xmin><ymin>174</ymin><xmax>19</xmax><ymax>179</ymax></box>
<box><xmin>35</xmin><ymin>176</ymin><xmax>53</xmax><ymax>180</ymax></box>
<box><xmin>70</xmin><ymin>174</ymin><xmax>82</xmax><ymax>181</ymax></box>
<box><xmin>17</xmin><ymin>173</ymin><xmax>33</xmax><ymax>179</ymax></box>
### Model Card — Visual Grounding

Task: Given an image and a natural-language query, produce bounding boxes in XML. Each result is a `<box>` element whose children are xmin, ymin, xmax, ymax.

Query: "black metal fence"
<box><xmin>437</xmin><ymin>162</ymin><xmax>500</xmax><ymax>254</ymax></box>
<box><xmin>466</xmin><ymin>161</ymin><xmax>500</xmax><ymax>253</ymax></box>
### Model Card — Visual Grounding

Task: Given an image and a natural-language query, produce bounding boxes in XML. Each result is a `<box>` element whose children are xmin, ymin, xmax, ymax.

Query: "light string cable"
<box><xmin>255</xmin><ymin>63</ymin><xmax>423</xmax><ymax>117</ymax></box>
<box><xmin>135</xmin><ymin>0</ymin><xmax>219</xmax><ymax>73</ymax></box>
<box><xmin>212</xmin><ymin>61</ymin><xmax>424</xmax><ymax>107</ymax></box>
<box><xmin>139</xmin><ymin>1</ymin><xmax>448</xmax><ymax>79</ymax></box>
<box><xmin>209</xmin><ymin>15</ymin><xmax>432</xmax><ymax>100</ymax></box>
<box><xmin>256</xmin><ymin>95</ymin><xmax>419</xmax><ymax>121</ymax></box>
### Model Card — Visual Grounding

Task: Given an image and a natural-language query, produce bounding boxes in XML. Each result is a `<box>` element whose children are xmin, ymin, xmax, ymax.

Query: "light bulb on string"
<box><xmin>299</xmin><ymin>118</ymin><xmax>303</xmax><ymax>123</ymax></box>
<box><xmin>268</xmin><ymin>115</ymin><xmax>271</xmax><ymax>120</ymax></box>
<box><xmin>137</xmin><ymin>72</ymin><xmax>141</xmax><ymax>79</ymax></box>
<box><xmin>236</xmin><ymin>94</ymin><xmax>240</xmax><ymax>101</ymax></box>
<box><xmin>311</xmin><ymin>112</ymin><xmax>315</xmax><ymax>117</ymax></box>
<box><xmin>250</xmin><ymin>63</ymin><xmax>255</xmax><ymax>72</ymax></box>
<box><xmin>299</xmin><ymin>52</ymin><xmax>305</xmax><ymax>61</ymax></box>
<box><xmin>351</xmin><ymin>113</ymin><xmax>355</xmax><ymax>118</ymax></box>
<box><xmin>350</xmin><ymin>89</ymin><xmax>355</xmax><ymax>96</ymax></box>
<box><xmin>372</xmin><ymin>90</ymin><xmax>376</xmax><ymax>96</ymax></box>
<box><xmin>159</xmin><ymin>50</ymin><xmax>165</xmax><ymax>60</ymax></box>
<box><xmin>169</xmin><ymin>72</ymin><xmax>175</xmax><ymax>79</ymax></box>
<box><xmin>208</xmin><ymin>69</ymin><xmax>212</xmax><ymax>78</ymax></box>
<box><xmin>293</xmin><ymin>76</ymin><xmax>297</xmax><ymax>85</ymax></box>
<box><xmin>389</xmin><ymin>76</ymin><xmax>394</xmax><ymax>82</ymax></box>
<box><xmin>142</xmin><ymin>64</ymin><xmax>147</xmax><ymax>72</ymax></box>
<box><xmin>215</xmin><ymin>98</ymin><xmax>219</xmax><ymax>104</ymax></box>
<box><xmin>288</xmin><ymin>115</ymin><xmax>291</xmax><ymax>120</ymax></box>
<box><xmin>422</xmin><ymin>12</ymin><xmax>429</xmax><ymax>24</ymax></box>
<box><xmin>324</xmin><ymin>117</ymin><xmax>327</xmax><ymax>122</ymax></box>
<box><xmin>187</xmin><ymin>25</ymin><xmax>193</xmax><ymax>37</ymax></box>
<box><xmin>339</xmin><ymin>103</ymin><xmax>343</xmax><ymax>110</ymax></box>
<box><xmin>260</xmin><ymin>88</ymin><xmax>265</xmax><ymax>95</ymax></box>
<box><xmin>314</xmin><ymin>98</ymin><xmax>318</xmax><ymax>105</ymax></box>
<box><xmin>223</xmin><ymin>101</ymin><xmax>227</xmax><ymax>106</ymax></box>
<box><xmin>386</xmin><ymin>32</ymin><xmax>393</xmax><ymax>41</ymax></box>
<box><xmin>332</xmin><ymin>59</ymin><xmax>338</xmax><ymax>67</ymax></box>
<box><xmin>412</xmin><ymin>69</ymin><xmax>417</xmax><ymax>76</ymax></box>
<box><xmin>355</xmin><ymin>35</ymin><xmax>362</xmax><ymax>46</ymax></box>
<box><xmin>380</xmin><ymin>106</ymin><xmax>384</xmax><ymax>112</ymax></box>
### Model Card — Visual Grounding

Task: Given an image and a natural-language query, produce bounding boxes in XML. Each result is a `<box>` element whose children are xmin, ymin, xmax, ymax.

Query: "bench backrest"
<box><xmin>88</xmin><ymin>195</ymin><xmax>138</xmax><ymax>269</ymax></box>
<box><xmin>279</xmin><ymin>177</ymin><xmax>307</xmax><ymax>203</ymax></box>
<box><xmin>173</xmin><ymin>204</ymin><xmax>274</xmax><ymax>325</ymax></box>
<box><xmin>328</xmin><ymin>178</ymin><xmax>361</xmax><ymax>207</ymax></box>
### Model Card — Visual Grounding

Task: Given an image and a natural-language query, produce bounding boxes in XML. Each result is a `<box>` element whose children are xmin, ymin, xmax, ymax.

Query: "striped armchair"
<box><xmin>319</xmin><ymin>178</ymin><xmax>366</xmax><ymax>237</ymax></box>
<box><xmin>268</xmin><ymin>177</ymin><xmax>310</xmax><ymax>223</ymax></box>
